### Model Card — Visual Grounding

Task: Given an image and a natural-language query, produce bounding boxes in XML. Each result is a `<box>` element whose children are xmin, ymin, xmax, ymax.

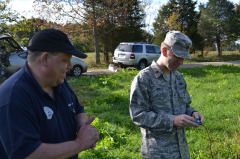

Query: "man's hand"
<box><xmin>26</xmin><ymin>116</ymin><xmax>99</xmax><ymax>159</ymax></box>
<box><xmin>174</xmin><ymin>114</ymin><xmax>199</xmax><ymax>127</ymax></box>
<box><xmin>192</xmin><ymin>111</ymin><xmax>204</xmax><ymax>124</ymax></box>
<box><xmin>75</xmin><ymin>116</ymin><xmax>99</xmax><ymax>151</ymax></box>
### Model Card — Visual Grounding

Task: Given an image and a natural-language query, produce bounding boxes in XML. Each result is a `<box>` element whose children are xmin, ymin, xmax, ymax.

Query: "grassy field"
<box><xmin>186</xmin><ymin>50</ymin><xmax>240</xmax><ymax>63</ymax></box>
<box><xmin>83</xmin><ymin>51</ymin><xmax>240</xmax><ymax>69</ymax></box>
<box><xmin>68</xmin><ymin>64</ymin><xmax>240</xmax><ymax>158</ymax></box>
<box><xmin>83</xmin><ymin>52</ymin><xmax>113</xmax><ymax>69</ymax></box>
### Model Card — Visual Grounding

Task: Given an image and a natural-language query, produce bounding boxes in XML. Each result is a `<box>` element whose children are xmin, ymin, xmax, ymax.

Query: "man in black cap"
<box><xmin>0</xmin><ymin>29</ymin><xmax>99</xmax><ymax>159</ymax></box>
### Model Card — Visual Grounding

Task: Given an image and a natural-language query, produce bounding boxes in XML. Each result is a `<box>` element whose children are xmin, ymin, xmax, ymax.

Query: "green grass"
<box><xmin>83</xmin><ymin>52</ymin><xmax>113</xmax><ymax>69</ymax></box>
<box><xmin>68</xmin><ymin>65</ymin><xmax>240</xmax><ymax>159</ymax></box>
<box><xmin>182</xmin><ymin>65</ymin><xmax>240</xmax><ymax>158</ymax></box>
<box><xmin>185</xmin><ymin>50</ymin><xmax>240</xmax><ymax>63</ymax></box>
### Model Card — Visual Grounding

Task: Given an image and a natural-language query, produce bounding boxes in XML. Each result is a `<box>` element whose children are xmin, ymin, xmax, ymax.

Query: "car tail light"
<box><xmin>130</xmin><ymin>54</ymin><xmax>135</xmax><ymax>59</ymax></box>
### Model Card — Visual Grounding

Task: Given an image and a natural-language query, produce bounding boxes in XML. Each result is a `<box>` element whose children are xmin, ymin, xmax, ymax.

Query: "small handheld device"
<box><xmin>195</xmin><ymin>119</ymin><xmax>202</xmax><ymax>125</ymax></box>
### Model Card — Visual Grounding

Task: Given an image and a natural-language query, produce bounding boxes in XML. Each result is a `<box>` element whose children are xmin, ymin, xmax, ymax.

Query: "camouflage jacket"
<box><xmin>129</xmin><ymin>61</ymin><xmax>195</xmax><ymax>159</ymax></box>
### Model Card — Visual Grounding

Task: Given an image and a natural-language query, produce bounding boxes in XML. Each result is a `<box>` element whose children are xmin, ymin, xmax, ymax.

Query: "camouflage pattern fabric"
<box><xmin>129</xmin><ymin>61</ymin><xmax>195</xmax><ymax>159</ymax></box>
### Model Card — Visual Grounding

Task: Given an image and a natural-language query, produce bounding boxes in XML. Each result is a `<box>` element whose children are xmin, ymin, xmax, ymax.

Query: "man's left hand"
<box><xmin>192</xmin><ymin>112</ymin><xmax>204</xmax><ymax>124</ymax></box>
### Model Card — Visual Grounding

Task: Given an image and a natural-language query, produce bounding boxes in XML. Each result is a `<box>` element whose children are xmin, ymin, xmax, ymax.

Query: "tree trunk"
<box><xmin>92</xmin><ymin>3</ymin><xmax>100</xmax><ymax>64</ymax></box>
<box><xmin>93</xmin><ymin>25</ymin><xmax>100</xmax><ymax>64</ymax></box>
<box><xmin>104</xmin><ymin>47</ymin><xmax>109</xmax><ymax>64</ymax></box>
<box><xmin>216</xmin><ymin>34</ymin><xmax>222</xmax><ymax>56</ymax></box>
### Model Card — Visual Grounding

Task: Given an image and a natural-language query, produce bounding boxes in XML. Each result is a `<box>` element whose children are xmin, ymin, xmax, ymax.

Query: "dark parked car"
<box><xmin>0</xmin><ymin>33</ymin><xmax>87</xmax><ymax>77</ymax></box>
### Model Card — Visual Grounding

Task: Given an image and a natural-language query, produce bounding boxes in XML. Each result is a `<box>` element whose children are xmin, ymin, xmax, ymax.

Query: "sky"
<box><xmin>8</xmin><ymin>0</ymin><xmax>240</xmax><ymax>32</ymax></box>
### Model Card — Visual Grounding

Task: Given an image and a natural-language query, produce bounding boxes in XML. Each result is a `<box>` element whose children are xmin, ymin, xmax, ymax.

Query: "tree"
<box><xmin>153</xmin><ymin>1</ymin><xmax>174</xmax><ymax>45</ymax></box>
<box><xmin>0</xmin><ymin>0</ymin><xmax>18</xmax><ymax>33</ymax></box>
<box><xmin>96</xmin><ymin>0</ymin><xmax>145</xmax><ymax>63</ymax></box>
<box><xmin>197</xmin><ymin>3</ymin><xmax>216</xmax><ymax>56</ymax></box>
<box><xmin>7</xmin><ymin>18</ymin><xmax>57</xmax><ymax>46</ymax></box>
<box><xmin>34</xmin><ymin>0</ymin><xmax>101</xmax><ymax>64</ymax></box>
<box><xmin>63</xmin><ymin>22</ymin><xmax>95</xmax><ymax>52</ymax></box>
<box><xmin>236</xmin><ymin>3</ymin><xmax>240</xmax><ymax>42</ymax></box>
<box><xmin>199</xmin><ymin>0</ymin><xmax>240</xmax><ymax>56</ymax></box>
<box><xmin>34</xmin><ymin>0</ymin><xmax>145</xmax><ymax>64</ymax></box>
<box><xmin>153</xmin><ymin>0</ymin><xmax>202</xmax><ymax>52</ymax></box>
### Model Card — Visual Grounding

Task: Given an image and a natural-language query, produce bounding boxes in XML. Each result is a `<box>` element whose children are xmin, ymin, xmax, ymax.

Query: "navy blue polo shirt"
<box><xmin>0</xmin><ymin>63</ymin><xmax>85</xmax><ymax>159</ymax></box>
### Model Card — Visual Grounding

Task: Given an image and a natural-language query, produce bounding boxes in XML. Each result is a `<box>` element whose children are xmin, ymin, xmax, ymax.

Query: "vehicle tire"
<box><xmin>137</xmin><ymin>60</ymin><xmax>147</xmax><ymax>70</ymax></box>
<box><xmin>71</xmin><ymin>65</ymin><xmax>82</xmax><ymax>77</ymax></box>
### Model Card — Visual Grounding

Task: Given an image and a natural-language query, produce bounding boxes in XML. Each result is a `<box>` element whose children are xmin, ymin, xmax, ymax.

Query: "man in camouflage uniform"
<box><xmin>129</xmin><ymin>31</ymin><xmax>204</xmax><ymax>159</ymax></box>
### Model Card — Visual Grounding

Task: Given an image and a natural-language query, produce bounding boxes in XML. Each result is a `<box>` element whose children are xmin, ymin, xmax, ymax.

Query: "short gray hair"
<box><xmin>27</xmin><ymin>51</ymin><xmax>58</xmax><ymax>62</ymax></box>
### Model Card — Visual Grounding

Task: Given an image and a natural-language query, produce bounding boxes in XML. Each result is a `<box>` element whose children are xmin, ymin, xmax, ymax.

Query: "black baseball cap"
<box><xmin>27</xmin><ymin>29</ymin><xmax>87</xmax><ymax>58</ymax></box>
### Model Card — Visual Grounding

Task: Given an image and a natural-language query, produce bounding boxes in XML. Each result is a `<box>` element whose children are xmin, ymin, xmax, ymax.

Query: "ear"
<box><xmin>161</xmin><ymin>47</ymin><xmax>168</xmax><ymax>57</ymax></box>
<box><xmin>39</xmin><ymin>52</ymin><xmax>50</xmax><ymax>67</ymax></box>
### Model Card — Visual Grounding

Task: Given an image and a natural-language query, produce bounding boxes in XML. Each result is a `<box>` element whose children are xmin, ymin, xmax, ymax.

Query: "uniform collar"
<box><xmin>150</xmin><ymin>60</ymin><xmax>172</xmax><ymax>81</ymax></box>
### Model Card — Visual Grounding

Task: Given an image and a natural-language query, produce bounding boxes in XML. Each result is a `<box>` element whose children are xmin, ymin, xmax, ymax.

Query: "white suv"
<box><xmin>113</xmin><ymin>42</ymin><xmax>161</xmax><ymax>70</ymax></box>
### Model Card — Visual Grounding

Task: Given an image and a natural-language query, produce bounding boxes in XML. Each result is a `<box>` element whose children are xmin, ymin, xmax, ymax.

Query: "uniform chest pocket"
<box><xmin>152</xmin><ymin>86</ymin><xmax>170</xmax><ymax>101</ymax></box>
<box><xmin>177</xmin><ymin>88</ymin><xmax>186</xmax><ymax>98</ymax></box>
<box><xmin>176</xmin><ymin>82</ymin><xmax>186</xmax><ymax>102</ymax></box>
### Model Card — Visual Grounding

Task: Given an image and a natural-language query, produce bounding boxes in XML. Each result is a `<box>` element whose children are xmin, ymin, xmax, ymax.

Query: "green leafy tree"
<box><xmin>197</xmin><ymin>3</ymin><xmax>216</xmax><ymax>56</ymax></box>
<box><xmin>34</xmin><ymin>0</ymin><xmax>101</xmax><ymax>64</ymax></box>
<box><xmin>8</xmin><ymin>18</ymin><xmax>50</xmax><ymax>46</ymax></box>
<box><xmin>153</xmin><ymin>0</ymin><xmax>201</xmax><ymax>52</ymax></box>
<box><xmin>96</xmin><ymin>0</ymin><xmax>145</xmax><ymax>63</ymax></box>
<box><xmin>0</xmin><ymin>0</ymin><xmax>18</xmax><ymax>33</ymax></box>
<box><xmin>153</xmin><ymin>1</ymin><xmax>174</xmax><ymax>45</ymax></box>
<box><xmin>7</xmin><ymin>18</ymin><xmax>63</xmax><ymax>47</ymax></box>
<box><xmin>34</xmin><ymin>0</ymin><xmax>145</xmax><ymax>64</ymax></box>
<box><xmin>62</xmin><ymin>22</ymin><xmax>95</xmax><ymax>52</ymax></box>
<box><xmin>236</xmin><ymin>3</ymin><xmax>240</xmax><ymax>44</ymax></box>
<box><xmin>199</xmin><ymin>0</ymin><xmax>240</xmax><ymax>56</ymax></box>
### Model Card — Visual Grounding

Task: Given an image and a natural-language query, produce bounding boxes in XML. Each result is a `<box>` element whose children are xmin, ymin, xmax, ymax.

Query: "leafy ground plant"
<box><xmin>68</xmin><ymin>65</ymin><xmax>240</xmax><ymax>159</ymax></box>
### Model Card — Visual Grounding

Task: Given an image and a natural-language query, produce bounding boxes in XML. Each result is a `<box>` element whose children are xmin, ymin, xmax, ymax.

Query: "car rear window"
<box><xmin>116</xmin><ymin>44</ymin><xmax>132</xmax><ymax>52</ymax></box>
<box><xmin>116</xmin><ymin>44</ymin><xmax>143</xmax><ymax>53</ymax></box>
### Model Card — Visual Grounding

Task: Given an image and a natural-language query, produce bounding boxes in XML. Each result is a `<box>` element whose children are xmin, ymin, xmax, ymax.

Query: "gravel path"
<box><xmin>82</xmin><ymin>60</ymin><xmax>240</xmax><ymax>76</ymax></box>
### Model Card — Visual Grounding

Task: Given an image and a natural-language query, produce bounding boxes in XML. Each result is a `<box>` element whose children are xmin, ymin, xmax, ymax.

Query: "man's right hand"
<box><xmin>75</xmin><ymin>116</ymin><xmax>99</xmax><ymax>151</ymax></box>
<box><xmin>174</xmin><ymin>114</ymin><xmax>199</xmax><ymax>127</ymax></box>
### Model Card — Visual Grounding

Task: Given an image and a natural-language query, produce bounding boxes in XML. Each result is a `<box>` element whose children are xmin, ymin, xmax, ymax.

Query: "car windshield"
<box><xmin>0</xmin><ymin>37</ymin><xmax>23</xmax><ymax>55</ymax></box>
